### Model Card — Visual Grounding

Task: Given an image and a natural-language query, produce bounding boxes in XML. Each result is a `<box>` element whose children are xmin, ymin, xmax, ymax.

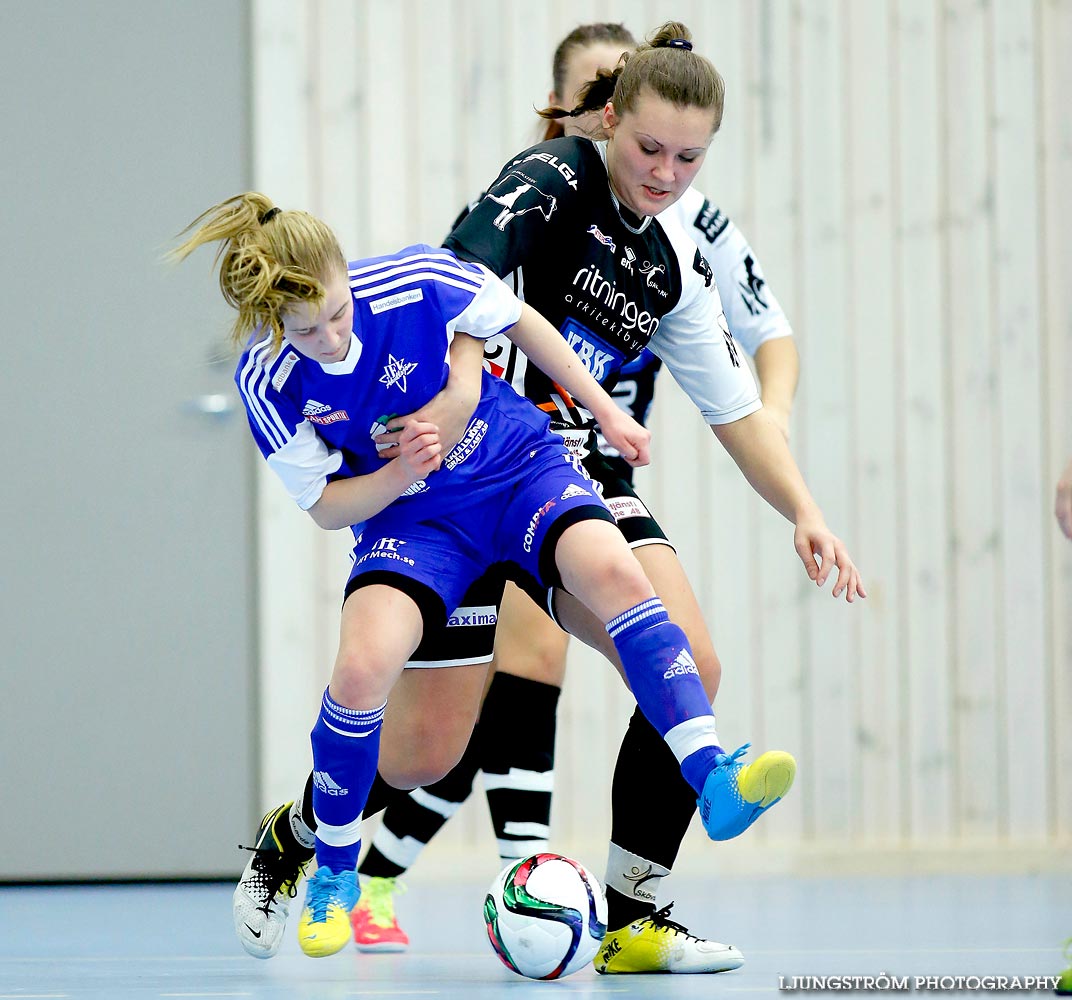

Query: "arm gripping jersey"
<box><xmin>236</xmin><ymin>246</ymin><xmax>522</xmax><ymax>513</ymax></box>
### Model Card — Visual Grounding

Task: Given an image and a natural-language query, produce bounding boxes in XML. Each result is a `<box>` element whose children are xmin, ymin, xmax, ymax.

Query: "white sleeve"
<box><xmin>265</xmin><ymin>421</ymin><xmax>345</xmax><ymax>511</ymax></box>
<box><xmin>669</xmin><ymin>188</ymin><xmax>793</xmax><ymax>356</ymax></box>
<box><xmin>446</xmin><ymin>263</ymin><xmax>523</xmax><ymax>340</ymax></box>
<box><xmin>238</xmin><ymin>344</ymin><xmax>346</xmax><ymax>511</ymax></box>
<box><xmin>648</xmin><ymin>236</ymin><xmax>762</xmax><ymax>426</ymax></box>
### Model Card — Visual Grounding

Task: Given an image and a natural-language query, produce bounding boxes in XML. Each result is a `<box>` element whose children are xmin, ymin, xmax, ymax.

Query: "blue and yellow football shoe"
<box><xmin>298</xmin><ymin>866</ymin><xmax>360</xmax><ymax>957</ymax></box>
<box><xmin>698</xmin><ymin>743</ymin><xmax>796</xmax><ymax>841</ymax></box>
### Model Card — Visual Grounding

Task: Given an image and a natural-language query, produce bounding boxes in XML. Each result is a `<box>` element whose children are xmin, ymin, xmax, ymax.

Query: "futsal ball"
<box><xmin>483</xmin><ymin>852</ymin><xmax>608</xmax><ymax>980</ymax></box>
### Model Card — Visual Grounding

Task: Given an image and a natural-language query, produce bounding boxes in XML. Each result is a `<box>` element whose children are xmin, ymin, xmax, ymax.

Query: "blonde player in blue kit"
<box><xmin>175</xmin><ymin>192</ymin><xmax>806</xmax><ymax>958</ymax></box>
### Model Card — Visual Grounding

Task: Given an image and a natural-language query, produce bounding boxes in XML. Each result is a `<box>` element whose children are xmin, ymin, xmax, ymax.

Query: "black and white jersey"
<box><xmin>671</xmin><ymin>187</ymin><xmax>791</xmax><ymax>355</ymax></box>
<box><xmin>598</xmin><ymin>191</ymin><xmax>794</xmax><ymax>460</ymax></box>
<box><xmin>444</xmin><ymin>136</ymin><xmax>760</xmax><ymax>437</ymax></box>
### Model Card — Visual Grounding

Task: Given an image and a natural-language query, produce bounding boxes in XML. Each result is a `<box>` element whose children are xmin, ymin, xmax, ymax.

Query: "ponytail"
<box><xmin>171</xmin><ymin>193</ymin><xmax>346</xmax><ymax>353</ymax></box>
<box><xmin>537</xmin><ymin>66</ymin><xmax>621</xmax><ymax>128</ymax></box>
<box><xmin>539</xmin><ymin>21</ymin><xmax>724</xmax><ymax>136</ymax></box>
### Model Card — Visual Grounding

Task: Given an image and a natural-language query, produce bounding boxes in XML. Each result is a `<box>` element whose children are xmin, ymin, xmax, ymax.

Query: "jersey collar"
<box><xmin>593</xmin><ymin>140</ymin><xmax>653</xmax><ymax>235</ymax></box>
<box><xmin>319</xmin><ymin>331</ymin><xmax>362</xmax><ymax>375</ymax></box>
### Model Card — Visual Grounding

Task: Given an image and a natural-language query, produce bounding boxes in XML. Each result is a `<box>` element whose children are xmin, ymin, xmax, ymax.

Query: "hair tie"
<box><xmin>666</xmin><ymin>38</ymin><xmax>693</xmax><ymax>51</ymax></box>
<box><xmin>259</xmin><ymin>207</ymin><xmax>281</xmax><ymax>225</ymax></box>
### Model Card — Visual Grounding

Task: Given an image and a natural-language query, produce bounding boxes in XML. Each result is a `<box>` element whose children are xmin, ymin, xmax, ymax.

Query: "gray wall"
<box><xmin>2</xmin><ymin>1</ymin><xmax>258</xmax><ymax>879</ymax></box>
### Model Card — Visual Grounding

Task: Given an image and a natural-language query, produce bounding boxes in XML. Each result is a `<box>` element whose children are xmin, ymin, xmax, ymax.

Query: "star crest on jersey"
<box><xmin>379</xmin><ymin>354</ymin><xmax>418</xmax><ymax>392</ymax></box>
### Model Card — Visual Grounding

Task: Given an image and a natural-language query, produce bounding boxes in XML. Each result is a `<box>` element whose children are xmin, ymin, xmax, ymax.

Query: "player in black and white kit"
<box><xmin>346</xmin><ymin>187</ymin><xmax>798</xmax><ymax>962</ymax></box>
<box><xmin>430</xmin><ymin>42</ymin><xmax>830</xmax><ymax>969</ymax></box>
<box><xmin>348</xmin><ymin>24</ymin><xmax>798</xmax><ymax>961</ymax></box>
<box><xmin>448</xmin><ymin>24</ymin><xmax>857</xmax><ymax>975</ymax></box>
<box><xmin>234</xmin><ymin>20</ymin><xmax>863</xmax><ymax>971</ymax></box>
<box><xmin>607</xmin><ymin>184</ymin><xmax>796</xmax><ymax>445</ymax></box>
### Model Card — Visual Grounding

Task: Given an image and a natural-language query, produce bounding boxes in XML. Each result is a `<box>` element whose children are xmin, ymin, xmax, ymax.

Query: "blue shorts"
<box><xmin>344</xmin><ymin>435</ymin><xmax>614</xmax><ymax>637</ymax></box>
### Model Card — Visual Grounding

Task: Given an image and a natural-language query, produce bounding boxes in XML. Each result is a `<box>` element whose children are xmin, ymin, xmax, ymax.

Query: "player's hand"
<box><xmin>600</xmin><ymin>409</ymin><xmax>651</xmax><ymax>468</ymax></box>
<box><xmin>1056</xmin><ymin>459</ymin><xmax>1072</xmax><ymax>540</ymax></box>
<box><xmin>793</xmin><ymin>511</ymin><xmax>866</xmax><ymax>602</ymax></box>
<box><xmin>395</xmin><ymin>420</ymin><xmax>443</xmax><ymax>483</ymax></box>
<box><xmin>375</xmin><ymin>387</ymin><xmax>477</xmax><ymax>461</ymax></box>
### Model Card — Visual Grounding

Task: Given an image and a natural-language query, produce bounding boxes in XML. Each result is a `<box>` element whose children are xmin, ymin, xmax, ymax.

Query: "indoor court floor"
<box><xmin>1</xmin><ymin>871</ymin><xmax>1067</xmax><ymax>999</ymax></box>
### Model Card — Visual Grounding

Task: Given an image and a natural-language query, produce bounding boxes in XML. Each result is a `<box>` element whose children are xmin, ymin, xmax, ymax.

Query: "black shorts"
<box><xmin>582</xmin><ymin>450</ymin><xmax>672</xmax><ymax>551</ymax></box>
<box><xmin>376</xmin><ymin>450</ymin><xmax>672</xmax><ymax>669</ymax></box>
<box><xmin>400</xmin><ymin>565</ymin><xmax>507</xmax><ymax>669</ymax></box>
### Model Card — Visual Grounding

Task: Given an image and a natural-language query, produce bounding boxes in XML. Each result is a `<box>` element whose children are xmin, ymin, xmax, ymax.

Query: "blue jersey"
<box><xmin>236</xmin><ymin>245</ymin><xmax>548</xmax><ymax>528</ymax></box>
<box><xmin>235</xmin><ymin>244</ymin><xmax>613</xmax><ymax>618</ymax></box>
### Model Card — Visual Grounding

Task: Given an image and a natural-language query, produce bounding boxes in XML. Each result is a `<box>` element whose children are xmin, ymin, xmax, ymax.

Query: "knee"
<box><xmin>587</xmin><ymin>553</ymin><xmax>653</xmax><ymax>610</ymax></box>
<box><xmin>331</xmin><ymin>648</ymin><xmax>390</xmax><ymax>708</ymax></box>
<box><xmin>380</xmin><ymin>744</ymin><xmax>462</xmax><ymax>789</ymax></box>
<box><xmin>378</xmin><ymin>718</ymin><xmax>467</xmax><ymax>788</ymax></box>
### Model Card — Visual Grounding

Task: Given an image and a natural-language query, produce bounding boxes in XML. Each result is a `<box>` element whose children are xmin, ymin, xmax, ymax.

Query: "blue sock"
<box><xmin>309</xmin><ymin>688</ymin><xmax>385</xmax><ymax>873</ymax></box>
<box><xmin>607</xmin><ymin>599</ymin><xmax>723</xmax><ymax>795</ymax></box>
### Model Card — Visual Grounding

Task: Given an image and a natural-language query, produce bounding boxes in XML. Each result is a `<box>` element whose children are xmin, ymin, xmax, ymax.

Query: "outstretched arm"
<box><xmin>753</xmin><ymin>337</ymin><xmax>799</xmax><ymax>441</ymax></box>
<box><xmin>504</xmin><ymin>303</ymin><xmax>651</xmax><ymax>466</ymax></box>
<box><xmin>712</xmin><ymin>409</ymin><xmax>865</xmax><ymax>602</ymax></box>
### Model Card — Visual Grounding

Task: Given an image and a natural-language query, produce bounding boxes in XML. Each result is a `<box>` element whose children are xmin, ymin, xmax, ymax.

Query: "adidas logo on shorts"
<box><xmin>560</xmin><ymin>484</ymin><xmax>591</xmax><ymax>501</ymax></box>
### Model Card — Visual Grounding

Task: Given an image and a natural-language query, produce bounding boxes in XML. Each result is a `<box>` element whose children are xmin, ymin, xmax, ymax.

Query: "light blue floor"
<box><xmin>0</xmin><ymin>873</ymin><xmax>1067</xmax><ymax>998</ymax></box>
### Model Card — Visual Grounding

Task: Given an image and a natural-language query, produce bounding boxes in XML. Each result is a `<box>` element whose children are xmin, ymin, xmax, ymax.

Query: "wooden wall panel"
<box><xmin>691</xmin><ymin>0</ymin><xmax>763</xmax><ymax>822</ymax></box>
<box><xmin>846</xmin><ymin>0</ymin><xmax>904</xmax><ymax>843</ymax></box>
<box><xmin>894</xmin><ymin>0</ymin><xmax>955</xmax><ymax>842</ymax></box>
<box><xmin>943</xmin><ymin>0</ymin><xmax>1002</xmax><ymax>839</ymax></box>
<box><xmin>408</xmin><ymin>1</ymin><xmax>465</xmax><ymax>243</ymax></box>
<box><xmin>741</xmin><ymin>0</ymin><xmax>808</xmax><ymax>844</ymax></box>
<box><xmin>251</xmin><ymin>0</ymin><xmax>328</xmax><ymax>810</ymax></box>
<box><xmin>990</xmin><ymin>0</ymin><xmax>1049</xmax><ymax>840</ymax></box>
<box><xmin>1040</xmin><ymin>0</ymin><xmax>1072</xmax><ymax>840</ymax></box>
<box><xmin>795</xmin><ymin>0</ymin><xmax>858</xmax><ymax>842</ymax></box>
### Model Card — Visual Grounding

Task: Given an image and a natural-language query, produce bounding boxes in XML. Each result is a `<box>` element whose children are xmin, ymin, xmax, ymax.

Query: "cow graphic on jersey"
<box><xmin>486</xmin><ymin>172</ymin><xmax>557</xmax><ymax>231</ymax></box>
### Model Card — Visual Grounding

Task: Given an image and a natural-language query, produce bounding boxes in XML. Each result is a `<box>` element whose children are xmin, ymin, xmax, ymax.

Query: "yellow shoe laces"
<box><xmin>363</xmin><ymin>877</ymin><xmax>406</xmax><ymax>927</ymax></box>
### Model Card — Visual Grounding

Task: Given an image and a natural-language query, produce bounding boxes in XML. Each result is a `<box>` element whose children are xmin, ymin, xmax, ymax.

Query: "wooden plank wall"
<box><xmin>249</xmin><ymin>0</ymin><xmax>1071</xmax><ymax>871</ymax></box>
